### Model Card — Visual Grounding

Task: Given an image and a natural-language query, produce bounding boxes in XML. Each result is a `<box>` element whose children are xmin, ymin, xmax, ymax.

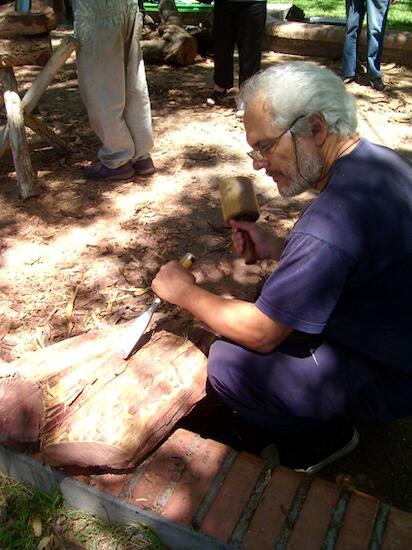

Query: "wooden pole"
<box><xmin>25</xmin><ymin>113</ymin><xmax>70</xmax><ymax>153</ymax></box>
<box><xmin>0</xmin><ymin>67</ymin><xmax>17</xmax><ymax>158</ymax></box>
<box><xmin>4</xmin><ymin>90</ymin><xmax>39</xmax><ymax>199</ymax></box>
<box><xmin>22</xmin><ymin>35</ymin><xmax>78</xmax><ymax>115</ymax></box>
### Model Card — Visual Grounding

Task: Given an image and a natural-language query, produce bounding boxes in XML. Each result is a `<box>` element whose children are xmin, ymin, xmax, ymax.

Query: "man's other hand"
<box><xmin>230</xmin><ymin>220</ymin><xmax>284</xmax><ymax>261</ymax></box>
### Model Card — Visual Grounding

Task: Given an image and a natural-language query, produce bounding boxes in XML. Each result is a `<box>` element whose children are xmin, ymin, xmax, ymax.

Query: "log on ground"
<box><xmin>0</xmin><ymin>10</ymin><xmax>59</xmax><ymax>38</ymax></box>
<box><xmin>0</xmin><ymin>35</ymin><xmax>52</xmax><ymax>67</ymax></box>
<box><xmin>5</xmin><ymin>323</ymin><xmax>209</xmax><ymax>469</ymax></box>
<box><xmin>142</xmin><ymin>23</ymin><xmax>197</xmax><ymax>66</ymax></box>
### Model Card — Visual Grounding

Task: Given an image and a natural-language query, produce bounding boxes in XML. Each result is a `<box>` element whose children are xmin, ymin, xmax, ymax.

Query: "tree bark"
<box><xmin>142</xmin><ymin>23</ymin><xmax>198</xmax><ymax>66</ymax></box>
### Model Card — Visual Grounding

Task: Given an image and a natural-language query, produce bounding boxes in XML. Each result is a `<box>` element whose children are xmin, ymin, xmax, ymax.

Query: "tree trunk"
<box><xmin>0</xmin><ymin>35</ymin><xmax>52</xmax><ymax>66</ymax></box>
<box><xmin>142</xmin><ymin>23</ymin><xmax>198</xmax><ymax>66</ymax></box>
<box><xmin>4</xmin><ymin>322</ymin><xmax>210</xmax><ymax>469</ymax></box>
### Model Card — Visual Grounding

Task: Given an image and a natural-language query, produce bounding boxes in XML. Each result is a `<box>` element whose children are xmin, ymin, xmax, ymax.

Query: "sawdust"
<box><xmin>1</xmin><ymin>34</ymin><xmax>411</xmax><ymax>510</ymax></box>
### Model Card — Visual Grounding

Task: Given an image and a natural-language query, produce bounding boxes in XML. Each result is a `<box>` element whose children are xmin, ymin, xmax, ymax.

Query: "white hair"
<box><xmin>238</xmin><ymin>62</ymin><xmax>358</xmax><ymax>137</ymax></box>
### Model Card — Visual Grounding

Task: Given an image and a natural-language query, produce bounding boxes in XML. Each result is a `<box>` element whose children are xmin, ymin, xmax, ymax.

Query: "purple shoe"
<box><xmin>134</xmin><ymin>155</ymin><xmax>156</xmax><ymax>177</ymax></box>
<box><xmin>84</xmin><ymin>161</ymin><xmax>135</xmax><ymax>181</ymax></box>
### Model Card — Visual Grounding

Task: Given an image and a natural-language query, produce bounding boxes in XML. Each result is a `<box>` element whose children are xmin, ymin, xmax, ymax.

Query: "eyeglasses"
<box><xmin>247</xmin><ymin>115</ymin><xmax>305</xmax><ymax>162</ymax></box>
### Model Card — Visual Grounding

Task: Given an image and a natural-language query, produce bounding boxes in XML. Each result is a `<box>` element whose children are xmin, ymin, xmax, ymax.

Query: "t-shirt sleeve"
<box><xmin>255</xmin><ymin>232</ymin><xmax>356</xmax><ymax>333</ymax></box>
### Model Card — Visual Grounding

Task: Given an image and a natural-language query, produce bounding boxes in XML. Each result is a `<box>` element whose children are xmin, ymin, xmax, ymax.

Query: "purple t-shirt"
<box><xmin>256</xmin><ymin>139</ymin><xmax>412</xmax><ymax>372</ymax></box>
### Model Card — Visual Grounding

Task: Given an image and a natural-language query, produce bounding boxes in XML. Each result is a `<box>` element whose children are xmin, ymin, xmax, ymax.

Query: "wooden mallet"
<box><xmin>219</xmin><ymin>176</ymin><xmax>259</xmax><ymax>264</ymax></box>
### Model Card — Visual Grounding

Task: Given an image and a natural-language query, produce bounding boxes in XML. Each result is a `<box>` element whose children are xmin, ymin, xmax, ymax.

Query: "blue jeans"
<box><xmin>342</xmin><ymin>0</ymin><xmax>390</xmax><ymax>79</ymax></box>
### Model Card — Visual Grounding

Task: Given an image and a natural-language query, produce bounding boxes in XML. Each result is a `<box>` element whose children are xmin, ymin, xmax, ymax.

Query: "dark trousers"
<box><xmin>207</xmin><ymin>332</ymin><xmax>412</xmax><ymax>449</ymax></box>
<box><xmin>212</xmin><ymin>0</ymin><xmax>267</xmax><ymax>90</ymax></box>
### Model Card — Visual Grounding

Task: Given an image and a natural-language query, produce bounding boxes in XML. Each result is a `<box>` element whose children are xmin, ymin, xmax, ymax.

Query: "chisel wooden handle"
<box><xmin>179</xmin><ymin>252</ymin><xmax>196</xmax><ymax>270</ymax></box>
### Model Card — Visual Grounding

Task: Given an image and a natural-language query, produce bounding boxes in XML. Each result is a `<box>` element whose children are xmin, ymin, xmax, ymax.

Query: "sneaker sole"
<box><xmin>135</xmin><ymin>169</ymin><xmax>156</xmax><ymax>177</ymax></box>
<box><xmin>295</xmin><ymin>428</ymin><xmax>360</xmax><ymax>475</ymax></box>
<box><xmin>86</xmin><ymin>173</ymin><xmax>135</xmax><ymax>181</ymax></box>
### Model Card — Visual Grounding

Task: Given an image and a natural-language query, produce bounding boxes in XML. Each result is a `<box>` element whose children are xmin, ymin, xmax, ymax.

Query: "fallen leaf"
<box><xmin>32</xmin><ymin>514</ymin><xmax>43</xmax><ymax>537</ymax></box>
<box><xmin>37</xmin><ymin>534</ymin><xmax>55</xmax><ymax>550</ymax></box>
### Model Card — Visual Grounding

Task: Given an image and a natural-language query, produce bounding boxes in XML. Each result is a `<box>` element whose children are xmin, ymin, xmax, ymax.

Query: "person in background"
<box><xmin>152</xmin><ymin>62</ymin><xmax>412</xmax><ymax>473</ymax></box>
<box><xmin>72</xmin><ymin>0</ymin><xmax>155</xmax><ymax>181</ymax></box>
<box><xmin>206</xmin><ymin>0</ymin><xmax>266</xmax><ymax>117</ymax></box>
<box><xmin>342</xmin><ymin>0</ymin><xmax>396</xmax><ymax>90</ymax></box>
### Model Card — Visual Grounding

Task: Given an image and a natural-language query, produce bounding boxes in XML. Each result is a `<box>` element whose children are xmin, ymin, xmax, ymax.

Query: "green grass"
<box><xmin>0</xmin><ymin>473</ymin><xmax>167</xmax><ymax>549</ymax></box>
<box><xmin>269</xmin><ymin>0</ymin><xmax>412</xmax><ymax>32</ymax></box>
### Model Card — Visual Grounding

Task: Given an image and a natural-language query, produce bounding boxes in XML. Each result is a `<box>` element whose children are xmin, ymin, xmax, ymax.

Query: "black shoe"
<box><xmin>369</xmin><ymin>77</ymin><xmax>385</xmax><ymax>91</ymax></box>
<box><xmin>341</xmin><ymin>75</ymin><xmax>355</xmax><ymax>84</ymax></box>
<box><xmin>206</xmin><ymin>89</ymin><xmax>227</xmax><ymax>106</ymax></box>
<box><xmin>133</xmin><ymin>155</ymin><xmax>155</xmax><ymax>177</ymax></box>
<box><xmin>279</xmin><ymin>425</ymin><xmax>360</xmax><ymax>475</ymax></box>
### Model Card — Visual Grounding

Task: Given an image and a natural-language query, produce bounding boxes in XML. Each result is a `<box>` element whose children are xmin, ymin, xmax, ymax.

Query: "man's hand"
<box><xmin>230</xmin><ymin>220</ymin><xmax>284</xmax><ymax>261</ymax></box>
<box><xmin>151</xmin><ymin>260</ymin><xmax>196</xmax><ymax>306</ymax></box>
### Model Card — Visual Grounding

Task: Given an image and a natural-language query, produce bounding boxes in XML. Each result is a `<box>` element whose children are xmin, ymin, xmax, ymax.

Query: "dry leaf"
<box><xmin>32</xmin><ymin>514</ymin><xmax>43</xmax><ymax>537</ymax></box>
<box><xmin>66</xmin><ymin>285</ymin><xmax>79</xmax><ymax>334</ymax></box>
<box><xmin>116</xmin><ymin>287</ymin><xmax>151</xmax><ymax>296</ymax></box>
<box><xmin>37</xmin><ymin>534</ymin><xmax>55</xmax><ymax>550</ymax></box>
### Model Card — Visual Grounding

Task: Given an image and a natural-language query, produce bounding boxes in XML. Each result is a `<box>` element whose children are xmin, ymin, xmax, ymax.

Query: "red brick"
<box><xmin>243</xmin><ymin>466</ymin><xmax>302</xmax><ymax>550</ymax></box>
<box><xmin>127</xmin><ymin>429</ymin><xmax>200</xmax><ymax>513</ymax></box>
<box><xmin>162</xmin><ymin>436</ymin><xmax>233</xmax><ymax>526</ymax></box>
<box><xmin>382</xmin><ymin>507</ymin><xmax>412</xmax><ymax>549</ymax></box>
<box><xmin>200</xmin><ymin>451</ymin><xmax>266</xmax><ymax>543</ymax></box>
<box><xmin>86</xmin><ymin>473</ymin><xmax>132</xmax><ymax>498</ymax></box>
<box><xmin>286</xmin><ymin>477</ymin><xmax>340</xmax><ymax>550</ymax></box>
<box><xmin>335</xmin><ymin>492</ymin><xmax>379</xmax><ymax>550</ymax></box>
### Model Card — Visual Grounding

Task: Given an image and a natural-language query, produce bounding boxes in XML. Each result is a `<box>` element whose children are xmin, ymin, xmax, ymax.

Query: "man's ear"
<box><xmin>308</xmin><ymin>113</ymin><xmax>328</xmax><ymax>146</ymax></box>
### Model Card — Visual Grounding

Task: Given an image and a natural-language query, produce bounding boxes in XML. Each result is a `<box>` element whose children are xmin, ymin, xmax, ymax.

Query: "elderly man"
<box><xmin>152</xmin><ymin>62</ymin><xmax>412</xmax><ymax>473</ymax></box>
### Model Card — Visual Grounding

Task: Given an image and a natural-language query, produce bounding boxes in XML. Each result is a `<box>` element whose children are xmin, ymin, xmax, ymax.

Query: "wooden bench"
<box><xmin>0</xmin><ymin>2</ymin><xmax>77</xmax><ymax>198</ymax></box>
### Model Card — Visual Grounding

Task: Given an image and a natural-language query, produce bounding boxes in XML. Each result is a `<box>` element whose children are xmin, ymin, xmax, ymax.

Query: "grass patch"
<box><xmin>269</xmin><ymin>0</ymin><xmax>412</xmax><ymax>32</ymax></box>
<box><xmin>0</xmin><ymin>473</ymin><xmax>167</xmax><ymax>549</ymax></box>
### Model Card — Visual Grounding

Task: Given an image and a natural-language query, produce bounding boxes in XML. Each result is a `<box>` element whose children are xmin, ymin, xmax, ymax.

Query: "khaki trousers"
<box><xmin>74</xmin><ymin>0</ymin><xmax>153</xmax><ymax>168</ymax></box>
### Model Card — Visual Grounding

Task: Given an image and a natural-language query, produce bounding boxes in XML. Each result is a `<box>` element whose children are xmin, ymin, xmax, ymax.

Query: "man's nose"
<box><xmin>253</xmin><ymin>158</ymin><xmax>268</xmax><ymax>171</ymax></box>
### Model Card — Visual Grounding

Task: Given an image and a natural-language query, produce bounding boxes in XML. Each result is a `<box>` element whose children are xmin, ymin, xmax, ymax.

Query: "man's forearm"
<box><xmin>178</xmin><ymin>284</ymin><xmax>290</xmax><ymax>352</ymax></box>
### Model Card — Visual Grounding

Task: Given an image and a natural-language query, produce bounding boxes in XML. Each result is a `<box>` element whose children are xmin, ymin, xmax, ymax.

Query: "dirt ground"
<box><xmin>1</xmin><ymin>30</ymin><xmax>412</xmax><ymax>512</ymax></box>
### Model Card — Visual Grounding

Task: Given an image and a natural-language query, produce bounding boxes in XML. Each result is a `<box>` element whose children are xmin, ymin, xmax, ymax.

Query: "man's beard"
<box><xmin>279</xmin><ymin>138</ymin><xmax>324</xmax><ymax>197</ymax></box>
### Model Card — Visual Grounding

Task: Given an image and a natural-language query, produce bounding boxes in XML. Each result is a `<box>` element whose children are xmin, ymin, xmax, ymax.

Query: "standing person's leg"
<box><xmin>74</xmin><ymin>4</ymin><xmax>135</xmax><ymax>178</ymax></box>
<box><xmin>236</xmin><ymin>1</ymin><xmax>266</xmax><ymax>87</ymax></box>
<box><xmin>123</xmin><ymin>4</ymin><xmax>155</xmax><ymax>176</ymax></box>
<box><xmin>207</xmin><ymin>0</ymin><xmax>236</xmax><ymax>105</ymax></box>
<box><xmin>342</xmin><ymin>0</ymin><xmax>366</xmax><ymax>80</ymax></box>
<box><xmin>365</xmin><ymin>0</ymin><xmax>390</xmax><ymax>85</ymax></box>
<box><xmin>208</xmin><ymin>333</ymin><xmax>412</xmax><ymax>473</ymax></box>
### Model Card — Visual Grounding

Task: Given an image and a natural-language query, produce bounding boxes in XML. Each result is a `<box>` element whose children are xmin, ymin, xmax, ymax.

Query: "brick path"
<box><xmin>73</xmin><ymin>428</ymin><xmax>412</xmax><ymax>549</ymax></box>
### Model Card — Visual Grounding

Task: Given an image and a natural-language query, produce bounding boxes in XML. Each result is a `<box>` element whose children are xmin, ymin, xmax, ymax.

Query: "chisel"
<box><xmin>120</xmin><ymin>253</ymin><xmax>195</xmax><ymax>360</ymax></box>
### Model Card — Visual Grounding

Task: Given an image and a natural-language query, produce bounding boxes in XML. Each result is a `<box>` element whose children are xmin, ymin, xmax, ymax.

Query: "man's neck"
<box><xmin>315</xmin><ymin>134</ymin><xmax>360</xmax><ymax>192</ymax></box>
